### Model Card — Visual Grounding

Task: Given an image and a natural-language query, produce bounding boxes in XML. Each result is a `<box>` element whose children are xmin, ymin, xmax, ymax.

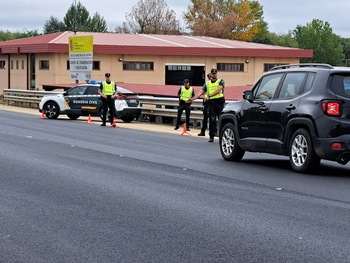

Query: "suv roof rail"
<box><xmin>269</xmin><ymin>63</ymin><xmax>333</xmax><ymax>71</ymax></box>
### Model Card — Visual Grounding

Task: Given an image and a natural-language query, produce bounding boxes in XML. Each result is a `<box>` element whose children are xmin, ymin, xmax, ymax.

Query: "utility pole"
<box><xmin>73</xmin><ymin>0</ymin><xmax>78</xmax><ymax>84</ymax></box>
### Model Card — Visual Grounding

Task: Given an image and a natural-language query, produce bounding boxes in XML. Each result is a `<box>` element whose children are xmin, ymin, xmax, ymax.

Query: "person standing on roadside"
<box><xmin>190</xmin><ymin>69</ymin><xmax>225</xmax><ymax>142</ymax></box>
<box><xmin>174</xmin><ymin>79</ymin><xmax>195</xmax><ymax>131</ymax></box>
<box><xmin>98</xmin><ymin>73</ymin><xmax>118</xmax><ymax>127</ymax></box>
<box><xmin>198</xmin><ymin>73</ymin><xmax>212</xmax><ymax>136</ymax></box>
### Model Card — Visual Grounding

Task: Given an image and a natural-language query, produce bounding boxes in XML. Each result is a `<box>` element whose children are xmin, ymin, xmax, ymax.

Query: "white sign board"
<box><xmin>69</xmin><ymin>36</ymin><xmax>93</xmax><ymax>80</ymax></box>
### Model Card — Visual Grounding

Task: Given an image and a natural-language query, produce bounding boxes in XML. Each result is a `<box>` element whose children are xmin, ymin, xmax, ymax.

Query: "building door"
<box><xmin>165</xmin><ymin>64</ymin><xmax>205</xmax><ymax>86</ymax></box>
<box><xmin>30</xmin><ymin>54</ymin><xmax>36</xmax><ymax>89</ymax></box>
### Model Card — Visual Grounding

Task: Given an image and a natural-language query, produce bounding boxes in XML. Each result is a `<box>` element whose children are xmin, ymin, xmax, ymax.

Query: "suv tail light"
<box><xmin>321</xmin><ymin>101</ymin><xmax>342</xmax><ymax>116</ymax></box>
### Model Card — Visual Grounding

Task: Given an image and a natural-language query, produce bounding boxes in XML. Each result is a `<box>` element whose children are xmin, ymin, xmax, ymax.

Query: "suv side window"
<box><xmin>254</xmin><ymin>73</ymin><xmax>283</xmax><ymax>100</ymax></box>
<box><xmin>330</xmin><ymin>74</ymin><xmax>350</xmax><ymax>98</ymax></box>
<box><xmin>278</xmin><ymin>72</ymin><xmax>306</xmax><ymax>99</ymax></box>
<box><xmin>304</xmin><ymin>72</ymin><xmax>316</xmax><ymax>92</ymax></box>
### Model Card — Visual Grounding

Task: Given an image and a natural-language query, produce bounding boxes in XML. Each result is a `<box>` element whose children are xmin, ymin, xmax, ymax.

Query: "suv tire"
<box><xmin>289</xmin><ymin>128</ymin><xmax>320</xmax><ymax>173</ymax></box>
<box><xmin>220</xmin><ymin>123</ymin><xmax>245</xmax><ymax>161</ymax></box>
<box><xmin>44</xmin><ymin>101</ymin><xmax>59</xmax><ymax>119</ymax></box>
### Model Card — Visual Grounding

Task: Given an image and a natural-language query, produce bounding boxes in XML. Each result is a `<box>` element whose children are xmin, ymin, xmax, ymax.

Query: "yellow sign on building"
<box><xmin>68</xmin><ymin>36</ymin><xmax>93</xmax><ymax>80</ymax></box>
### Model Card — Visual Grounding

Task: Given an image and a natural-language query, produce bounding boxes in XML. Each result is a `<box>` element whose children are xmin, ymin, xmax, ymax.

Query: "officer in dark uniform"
<box><xmin>190</xmin><ymin>69</ymin><xmax>225</xmax><ymax>142</ymax></box>
<box><xmin>198</xmin><ymin>73</ymin><xmax>212</xmax><ymax>136</ymax></box>
<box><xmin>98</xmin><ymin>73</ymin><xmax>118</xmax><ymax>127</ymax></box>
<box><xmin>174</xmin><ymin>79</ymin><xmax>195</xmax><ymax>131</ymax></box>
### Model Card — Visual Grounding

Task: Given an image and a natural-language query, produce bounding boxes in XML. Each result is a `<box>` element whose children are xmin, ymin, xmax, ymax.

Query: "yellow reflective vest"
<box><xmin>180</xmin><ymin>86</ymin><xmax>193</xmax><ymax>101</ymax></box>
<box><xmin>102</xmin><ymin>81</ymin><xmax>116</xmax><ymax>95</ymax></box>
<box><xmin>206</xmin><ymin>79</ymin><xmax>224</xmax><ymax>99</ymax></box>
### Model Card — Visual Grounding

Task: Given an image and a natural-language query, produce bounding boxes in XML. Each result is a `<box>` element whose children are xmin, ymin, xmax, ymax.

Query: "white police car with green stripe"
<box><xmin>39</xmin><ymin>83</ymin><xmax>141</xmax><ymax>123</ymax></box>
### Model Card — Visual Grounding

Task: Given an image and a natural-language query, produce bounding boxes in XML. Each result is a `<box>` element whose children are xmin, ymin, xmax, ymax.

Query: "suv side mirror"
<box><xmin>243</xmin><ymin>90</ymin><xmax>253</xmax><ymax>102</ymax></box>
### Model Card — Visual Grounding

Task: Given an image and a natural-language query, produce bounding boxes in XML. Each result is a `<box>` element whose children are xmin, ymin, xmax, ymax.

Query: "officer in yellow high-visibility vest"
<box><xmin>98</xmin><ymin>73</ymin><xmax>118</xmax><ymax>127</ymax></box>
<box><xmin>174</xmin><ymin>79</ymin><xmax>195</xmax><ymax>131</ymax></box>
<box><xmin>190</xmin><ymin>69</ymin><xmax>225</xmax><ymax>142</ymax></box>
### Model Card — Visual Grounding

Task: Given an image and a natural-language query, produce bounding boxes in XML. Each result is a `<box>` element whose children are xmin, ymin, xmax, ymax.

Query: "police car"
<box><xmin>39</xmin><ymin>83</ymin><xmax>141</xmax><ymax>123</ymax></box>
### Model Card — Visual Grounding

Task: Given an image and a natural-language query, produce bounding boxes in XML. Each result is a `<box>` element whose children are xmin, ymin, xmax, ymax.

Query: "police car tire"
<box><xmin>44</xmin><ymin>101</ymin><xmax>59</xmax><ymax>119</ymax></box>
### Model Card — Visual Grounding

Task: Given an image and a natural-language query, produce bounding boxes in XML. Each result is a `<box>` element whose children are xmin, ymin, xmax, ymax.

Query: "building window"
<box><xmin>0</xmin><ymin>60</ymin><xmax>5</xmax><ymax>69</ymax></box>
<box><xmin>66</xmin><ymin>60</ymin><xmax>100</xmax><ymax>70</ymax></box>
<box><xmin>22</xmin><ymin>60</ymin><xmax>25</xmax><ymax>70</ymax></box>
<box><xmin>92</xmin><ymin>61</ymin><xmax>100</xmax><ymax>70</ymax></box>
<box><xmin>16</xmin><ymin>60</ymin><xmax>19</xmax><ymax>69</ymax></box>
<box><xmin>167</xmin><ymin>65</ymin><xmax>191</xmax><ymax>71</ymax></box>
<box><xmin>217</xmin><ymin>63</ymin><xmax>244</xmax><ymax>72</ymax></box>
<box><xmin>39</xmin><ymin>60</ymin><xmax>50</xmax><ymax>70</ymax></box>
<box><xmin>123</xmin><ymin>61</ymin><xmax>154</xmax><ymax>71</ymax></box>
<box><xmin>11</xmin><ymin>60</ymin><xmax>13</xmax><ymax>70</ymax></box>
<box><xmin>264</xmin><ymin>63</ymin><xmax>288</xmax><ymax>72</ymax></box>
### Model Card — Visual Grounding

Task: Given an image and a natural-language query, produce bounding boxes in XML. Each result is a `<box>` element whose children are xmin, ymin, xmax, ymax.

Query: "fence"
<box><xmin>3</xmin><ymin>89</ymin><xmax>207</xmax><ymax>127</ymax></box>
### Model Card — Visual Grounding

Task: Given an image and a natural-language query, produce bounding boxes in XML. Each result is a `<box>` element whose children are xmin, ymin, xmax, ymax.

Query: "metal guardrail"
<box><xmin>3</xmin><ymin>89</ymin><xmax>206</xmax><ymax>126</ymax></box>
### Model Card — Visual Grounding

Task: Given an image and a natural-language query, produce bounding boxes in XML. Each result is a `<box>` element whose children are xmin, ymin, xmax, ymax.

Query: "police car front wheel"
<box><xmin>44</xmin><ymin>101</ymin><xmax>59</xmax><ymax>119</ymax></box>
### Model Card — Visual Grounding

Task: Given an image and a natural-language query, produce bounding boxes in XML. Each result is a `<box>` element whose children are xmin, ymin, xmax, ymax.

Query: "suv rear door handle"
<box><xmin>286</xmin><ymin>104</ymin><xmax>296</xmax><ymax>111</ymax></box>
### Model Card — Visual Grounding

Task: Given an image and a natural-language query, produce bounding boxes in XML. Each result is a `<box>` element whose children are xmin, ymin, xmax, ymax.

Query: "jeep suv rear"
<box><xmin>218</xmin><ymin>64</ymin><xmax>350</xmax><ymax>173</ymax></box>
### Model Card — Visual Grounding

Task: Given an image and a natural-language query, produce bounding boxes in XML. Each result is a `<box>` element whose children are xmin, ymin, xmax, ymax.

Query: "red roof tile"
<box><xmin>0</xmin><ymin>31</ymin><xmax>313</xmax><ymax>58</ymax></box>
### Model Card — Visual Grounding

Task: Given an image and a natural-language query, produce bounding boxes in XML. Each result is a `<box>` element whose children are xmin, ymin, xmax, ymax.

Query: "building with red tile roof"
<box><xmin>0</xmin><ymin>31</ymin><xmax>313</xmax><ymax>98</ymax></box>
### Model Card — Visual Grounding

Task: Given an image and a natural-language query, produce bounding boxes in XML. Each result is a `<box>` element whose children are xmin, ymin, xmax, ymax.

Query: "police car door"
<box><xmin>65</xmin><ymin>85</ymin><xmax>88</xmax><ymax>113</ymax></box>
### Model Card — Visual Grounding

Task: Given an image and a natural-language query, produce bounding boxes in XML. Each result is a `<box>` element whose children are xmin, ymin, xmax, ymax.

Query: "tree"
<box><xmin>0</xmin><ymin>29</ymin><xmax>39</xmax><ymax>42</ymax></box>
<box><xmin>254</xmin><ymin>31</ymin><xmax>298</xmax><ymax>48</ymax></box>
<box><xmin>294</xmin><ymin>19</ymin><xmax>344</xmax><ymax>65</ymax></box>
<box><xmin>183</xmin><ymin>0</ymin><xmax>266</xmax><ymax>41</ymax></box>
<box><xmin>43</xmin><ymin>1</ymin><xmax>107</xmax><ymax>34</ymax></box>
<box><xmin>43</xmin><ymin>16</ymin><xmax>66</xmax><ymax>34</ymax></box>
<box><xmin>89</xmin><ymin>13</ymin><xmax>108</xmax><ymax>32</ymax></box>
<box><xmin>116</xmin><ymin>0</ymin><xmax>181</xmax><ymax>34</ymax></box>
<box><xmin>64</xmin><ymin>2</ymin><xmax>92</xmax><ymax>32</ymax></box>
<box><xmin>339</xmin><ymin>37</ymin><xmax>350</xmax><ymax>66</ymax></box>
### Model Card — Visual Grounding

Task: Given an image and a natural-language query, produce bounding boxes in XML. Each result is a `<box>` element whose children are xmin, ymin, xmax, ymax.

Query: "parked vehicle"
<box><xmin>218</xmin><ymin>64</ymin><xmax>350</xmax><ymax>173</ymax></box>
<box><xmin>39</xmin><ymin>84</ymin><xmax>141</xmax><ymax>123</ymax></box>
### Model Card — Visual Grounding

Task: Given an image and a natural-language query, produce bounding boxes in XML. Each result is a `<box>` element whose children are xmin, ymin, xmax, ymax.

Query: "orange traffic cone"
<box><xmin>86</xmin><ymin>114</ymin><xmax>92</xmax><ymax>124</ymax></box>
<box><xmin>180</xmin><ymin>123</ymin><xmax>191</xmax><ymax>136</ymax></box>
<box><xmin>40</xmin><ymin>110</ymin><xmax>47</xmax><ymax>119</ymax></box>
<box><xmin>110</xmin><ymin>117</ymin><xmax>119</xmax><ymax>128</ymax></box>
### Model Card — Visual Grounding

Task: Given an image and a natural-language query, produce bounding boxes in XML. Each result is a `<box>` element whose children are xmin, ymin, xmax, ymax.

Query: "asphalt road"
<box><xmin>1</xmin><ymin>110</ymin><xmax>350</xmax><ymax>263</ymax></box>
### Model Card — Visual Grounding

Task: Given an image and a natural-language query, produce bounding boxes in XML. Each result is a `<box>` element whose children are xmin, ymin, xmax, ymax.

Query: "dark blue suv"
<box><xmin>218</xmin><ymin>64</ymin><xmax>350</xmax><ymax>173</ymax></box>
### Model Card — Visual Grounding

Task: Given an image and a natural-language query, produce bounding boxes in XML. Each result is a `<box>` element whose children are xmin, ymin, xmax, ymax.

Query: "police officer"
<box><xmin>174</xmin><ymin>79</ymin><xmax>195</xmax><ymax>131</ymax></box>
<box><xmin>98</xmin><ymin>73</ymin><xmax>118</xmax><ymax>127</ymax></box>
<box><xmin>190</xmin><ymin>69</ymin><xmax>225</xmax><ymax>142</ymax></box>
<box><xmin>198</xmin><ymin>73</ymin><xmax>212</xmax><ymax>136</ymax></box>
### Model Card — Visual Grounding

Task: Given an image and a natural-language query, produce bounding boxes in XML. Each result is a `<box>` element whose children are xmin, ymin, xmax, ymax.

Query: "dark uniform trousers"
<box><xmin>208</xmin><ymin>97</ymin><xmax>225</xmax><ymax>138</ymax></box>
<box><xmin>201</xmin><ymin>100</ymin><xmax>209</xmax><ymax>133</ymax></box>
<box><xmin>176</xmin><ymin>102</ymin><xmax>191</xmax><ymax>129</ymax></box>
<box><xmin>101</xmin><ymin>95</ymin><xmax>115</xmax><ymax>124</ymax></box>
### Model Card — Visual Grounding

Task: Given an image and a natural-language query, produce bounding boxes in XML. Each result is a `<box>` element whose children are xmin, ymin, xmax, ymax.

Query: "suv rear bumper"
<box><xmin>315</xmin><ymin>135</ymin><xmax>350</xmax><ymax>164</ymax></box>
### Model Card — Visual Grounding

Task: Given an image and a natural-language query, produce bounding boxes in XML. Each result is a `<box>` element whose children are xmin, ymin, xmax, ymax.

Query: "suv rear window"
<box><xmin>330</xmin><ymin>74</ymin><xmax>350</xmax><ymax>98</ymax></box>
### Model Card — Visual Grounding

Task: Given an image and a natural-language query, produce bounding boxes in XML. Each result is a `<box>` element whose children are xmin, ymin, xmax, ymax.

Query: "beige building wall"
<box><xmin>0</xmin><ymin>55</ymin><xmax>9</xmax><ymax>94</ymax></box>
<box><xmin>0</xmin><ymin>54</ymin><xmax>28</xmax><ymax>93</ymax></box>
<box><xmin>0</xmin><ymin>52</ymin><xmax>300</xmax><ymax>94</ymax></box>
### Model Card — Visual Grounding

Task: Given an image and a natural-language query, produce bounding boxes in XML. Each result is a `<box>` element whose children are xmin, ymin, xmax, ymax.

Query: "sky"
<box><xmin>1</xmin><ymin>0</ymin><xmax>350</xmax><ymax>38</ymax></box>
